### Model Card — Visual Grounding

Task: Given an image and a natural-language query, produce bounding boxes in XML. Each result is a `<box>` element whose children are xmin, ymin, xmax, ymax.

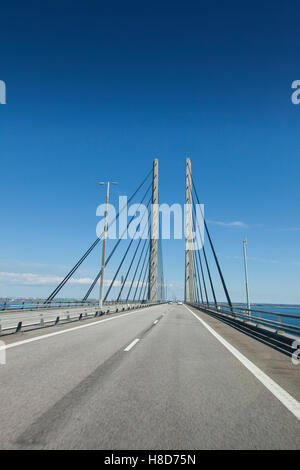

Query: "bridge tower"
<box><xmin>184</xmin><ymin>158</ymin><xmax>194</xmax><ymax>303</ymax></box>
<box><xmin>148</xmin><ymin>158</ymin><xmax>159</xmax><ymax>302</ymax></box>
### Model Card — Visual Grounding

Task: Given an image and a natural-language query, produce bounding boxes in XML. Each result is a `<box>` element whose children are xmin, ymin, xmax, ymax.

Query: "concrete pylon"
<box><xmin>148</xmin><ymin>158</ymin><xmax>159</xmax><ymax>302</ymax></box>
<box><xmin>184</xmin><ymin>158</ymin><xmax>194</xmax><ymax>303</ymax></box>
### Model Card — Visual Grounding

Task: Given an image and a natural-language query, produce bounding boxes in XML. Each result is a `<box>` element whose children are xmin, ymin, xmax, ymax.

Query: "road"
<box><xmin>0</xmin><ymin>303</ymin><xmax>299</xmax><ymax>449</ymax></box>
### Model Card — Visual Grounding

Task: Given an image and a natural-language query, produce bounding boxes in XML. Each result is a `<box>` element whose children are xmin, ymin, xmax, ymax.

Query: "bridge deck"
<box><xmin>0</xmin><ymin>303</ymin><xmax>299</xmax><ymax>449</ymax></box>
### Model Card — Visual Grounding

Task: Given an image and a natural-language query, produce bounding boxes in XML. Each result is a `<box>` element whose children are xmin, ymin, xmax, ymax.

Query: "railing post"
<box><xmin>256</xmin><ymin>310</ymin><xmax>261</xmax><ymax>327</ymax></box>
<box><xmin>276</xmin><ymin>314</ymin><xmax>282</xmax><ymax>334</ymax></box>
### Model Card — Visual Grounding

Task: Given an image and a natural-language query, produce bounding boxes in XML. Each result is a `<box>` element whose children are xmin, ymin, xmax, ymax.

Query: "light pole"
<box><xmin>98</xmin><ymin>181</ymin><xmax>118</xmax><ymax>308</ymax></box>
<box><xmin>243</xmin><ymin>239</ymin><xmax>250</xmax><ymax>312</ymax></box>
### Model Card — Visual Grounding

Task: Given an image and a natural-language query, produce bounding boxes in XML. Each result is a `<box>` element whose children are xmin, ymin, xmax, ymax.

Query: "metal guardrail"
<box><xmin>0</xmin><ymin>301</ymin><xmax>163</xmax><ymax>335</ymax></box>
<box><xmin>0</xmin><ymin>299</ymin><xmax>147</xmax><ymax>312</ymax></box>
<box><xmin>189</xmin><ymin>302</ymin><xmax>300</xmax><ymax>338</ymax></box>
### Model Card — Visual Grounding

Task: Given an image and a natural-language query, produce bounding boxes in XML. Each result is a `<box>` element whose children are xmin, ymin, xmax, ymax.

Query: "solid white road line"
<box><xmin>185</xmin><ymin>305</ymin><xmax>300</xmax><ymax>421</ymax></box>
<box><xmin>124</xmin><ymin>338</ymin><xmax>140</xmax><ymax>352</ymax></box>
<box><xmin>0</xmin><ymin>308</ymin><xmax>153</xmax><ymax>352</ymax></box>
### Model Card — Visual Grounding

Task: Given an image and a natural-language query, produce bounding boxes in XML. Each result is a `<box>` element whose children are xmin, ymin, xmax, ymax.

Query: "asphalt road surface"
<box><xmin>0</xmin><ymin>303</ymin><xmax>299</xmax><ymax>449</ymax></box>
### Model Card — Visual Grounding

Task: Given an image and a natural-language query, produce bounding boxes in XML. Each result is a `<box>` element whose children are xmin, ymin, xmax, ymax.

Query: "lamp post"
<box><xmin>98</xmin><ymin>181</ymin><xmax>118</xmax><ymax>308</ymax></box>
<box><xmin>243</xmin><ymin>239</ymin><xmax>250</xmax><ymax>312</ymax></box>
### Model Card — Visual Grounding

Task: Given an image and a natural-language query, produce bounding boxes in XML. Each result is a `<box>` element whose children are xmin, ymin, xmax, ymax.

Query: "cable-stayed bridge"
<box><xmin>0</xmin><ymin>159</ymin><xmax>299</xmax><ymax>449</ymax></box>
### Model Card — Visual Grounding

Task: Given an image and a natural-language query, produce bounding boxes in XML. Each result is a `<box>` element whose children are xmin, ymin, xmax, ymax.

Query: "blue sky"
<box><xmin>0</xmin><ymin>0</ymin><xmax>300</xmax><ymax>303</ymax></box>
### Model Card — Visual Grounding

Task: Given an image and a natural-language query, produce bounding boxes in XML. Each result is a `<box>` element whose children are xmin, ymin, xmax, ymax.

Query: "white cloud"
<box><xmin>207</xmin><ymin>220</ymin><xmax>247</xmax><ymax>228</ymax></box>
<box><xmin>0</xmin><ymin>272</ymin><xmax>94</xmax><ymax>286</ymax></box>
<box><xmin>0</xmin><ymin>272</ymin><xmax>151</xmax><ymax>288</ymax></box>
<box><xmin>223</xmin><ymin>255</ymin><xmax>279</xmax><ymax>264</ymax></box>
<box><xmin>277</xmin><ymin>227</ymin><xmax>300</xmax><ymax>232</ymax></box>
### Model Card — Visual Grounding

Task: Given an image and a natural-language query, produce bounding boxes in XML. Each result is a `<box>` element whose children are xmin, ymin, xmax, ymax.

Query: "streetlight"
<box><xmin>98</xmin><ymin>181</ymin><xmax>118</xmax><ymax>308</ymax></box>
<box><xmin>243</xmin><ymin>239</ymin><xmax>250</xmax><ymax>312</ymax></box>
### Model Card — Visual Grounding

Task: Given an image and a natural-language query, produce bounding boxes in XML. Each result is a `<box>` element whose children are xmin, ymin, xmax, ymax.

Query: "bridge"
<box><xmin>0</xmin><ymin>159</ymin><xmax>299</xmax><ymax>450</ymax></box>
